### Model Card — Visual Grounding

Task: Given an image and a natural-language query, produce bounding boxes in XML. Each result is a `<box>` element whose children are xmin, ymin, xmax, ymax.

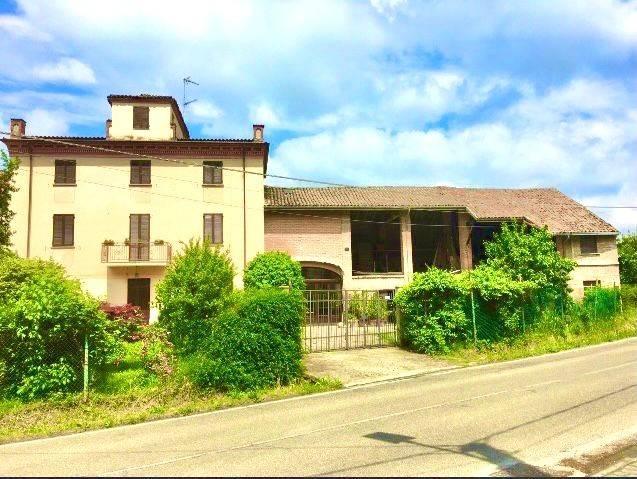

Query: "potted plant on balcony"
<box><xmin>102</xmin><ymin>239</ymin><xmax>115</xmax><ymax>246</ymax></box>
<box><xmin>153</xmin><ymin>239</ymin><xmax>165</xmax><ymax>246</ymax></box>
<box><xmin>124</xmin><ymin>238</ymin><xmax>130</xmax><ymax>246</ymax></box>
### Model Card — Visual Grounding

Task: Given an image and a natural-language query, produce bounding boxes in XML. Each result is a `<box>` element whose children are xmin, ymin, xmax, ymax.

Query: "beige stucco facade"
<box><xmin>108</xmin><ymin>102</ymin><xmax>187</xmax><ymax>141</ymax></box>
<box><xmin>556</xmin><ymin>235</ymin><xmax>620</xmax><ymax>298</ymax></box>
<box><xmin>5</xmin><ymin>97</ymin><xmax>267</xmax><ymax>319</ymax></box>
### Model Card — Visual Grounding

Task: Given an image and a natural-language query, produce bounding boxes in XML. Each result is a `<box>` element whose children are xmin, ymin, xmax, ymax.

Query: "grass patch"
<box><xmin>0</xmin><ymin>343</ymin><xmax>342</xmax><ymax>445</ymax></box>
<box><xmin>438</xmin><ymin>310</ymin><xmax>637</xmax><ymax>365</ymax></box>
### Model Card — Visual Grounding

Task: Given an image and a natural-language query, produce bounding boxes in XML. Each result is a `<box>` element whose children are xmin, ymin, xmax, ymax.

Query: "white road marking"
<box><xmin>100</xmin><ymin>380</ymin><xmax>563</xmax><ymax>476</ymax></box>
<box><xmin>583</xmin><ymin>361</ymin><xmax>637</xmax><ymax>376</ymax></box>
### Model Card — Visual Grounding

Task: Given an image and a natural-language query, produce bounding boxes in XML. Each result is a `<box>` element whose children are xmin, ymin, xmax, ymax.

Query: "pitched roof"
<box><xmin>264</xmin><ymin>186</ymin><xmax>617</xmax><ymax>235</ymax></box>
<box><xmin>107</xmin><ymin>94</ymin><xmax>189</xmax><ymax>139</ymax></box>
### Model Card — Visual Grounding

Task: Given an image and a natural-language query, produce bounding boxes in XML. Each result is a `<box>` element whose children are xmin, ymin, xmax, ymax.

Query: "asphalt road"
<box><xmin>1</xmin><ymin>339</ymin><xmax>636</xmax><ymax>476</ymax></box>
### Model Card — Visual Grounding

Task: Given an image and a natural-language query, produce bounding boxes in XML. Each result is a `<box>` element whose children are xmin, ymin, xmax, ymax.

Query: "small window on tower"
<box><xmin>133</xmin><ymin>106</ymin><xmax>150</xmax><ymax>130</ymax></box>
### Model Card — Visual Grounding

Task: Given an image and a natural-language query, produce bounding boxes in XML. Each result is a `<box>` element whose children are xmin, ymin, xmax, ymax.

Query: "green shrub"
<box><xmin>155</xmin><ymin>239</ymin><xmax>235</xmax><ymax>353</ymax></box>
<box><xmin>582</xmin><ymin>287</ymin><xmax>620</xmax><ymax>321</ymax></box>
<box><xmin>0</xmin><ymin>256</ymin><xmax>118</xmax><ymax>400</ymax></box>
<box><xmin>347</xmin><ymin>291</ymin><xmax>389</xmax><ymax>322</ymax></box>
<box><xmin>189</xmin><ymin>288</ymin><xmax>304</xmax><ymax>391</ymax></box>
<box><xmin>463</xmin><ymin>264</ymin><xmax>536</xmax><ymax>337</ymax></box>
<box><xmin>618</xmin><ymin>234</ymin><xmax>637</xmax><ymax>285</ymax></box>
<box><xmin>394</xmin><ymin>268</ymin><xmax>468</xmax><ymax>353</ymax></box>
<box><xmin>138</xmin><ymin>325</ymin><xmax>174</xmax><ymax>377</ymax></box>
<box><xmin>243</xmin><ymin>251</ymin><xmax>305</xmax><ymax>291</ymax></box>
<box><xmin>484</xmin><ymin>222</ymin><xmax>576</xmax><ymax>302</ymax></box>
<box><xmin>620</xmin><ymin>284</ymin><xmax>637</xmax><ymax>309</ymax></box>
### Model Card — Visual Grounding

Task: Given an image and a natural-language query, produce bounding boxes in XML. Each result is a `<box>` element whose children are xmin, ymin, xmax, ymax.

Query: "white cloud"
<box><xmin>370</xmin><ymin>0</ymin><xmax>407</xmax><ymax>21</ymax></box>
<box><xmin>32</xmin><ymin>58</ymin><xmax>96</xmax><ymax>85</ymax></box>
<box><xmin>249</xmin><ymin>102</ymin><xmax>282</xmax><ymax>128</ymax></box>
<box><xmin>188</xmin><ymin>100</ymin><xmax>223</xmax><ymax>120</ymax></box>
<box><xmin>270</xmin><ymin>78</ymin><xmax>637</xmax><ymax>231</ymax></box>
<box><xmin>0</xmin><ymin>15</ymin><xmax>50</xmax><ymax>41</ymax></box>
<box><xmin>25</xmin><ymin>109</ymin><xmax>70</xmax><ymax>136</ymax></box>
<box><xmin>0</xmin><ymin>0</ymin><xmax>635</xmax><ymax>230</ymax></box>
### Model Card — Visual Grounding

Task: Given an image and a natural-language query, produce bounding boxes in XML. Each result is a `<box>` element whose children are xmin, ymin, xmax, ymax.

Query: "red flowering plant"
<box><xmin>100</xmin><ymin>303</ymin><xmax>147</xmax><ymax>342</ymax></box>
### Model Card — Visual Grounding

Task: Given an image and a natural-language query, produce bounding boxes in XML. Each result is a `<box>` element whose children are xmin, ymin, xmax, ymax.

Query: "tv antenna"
<box><xmin>183</xmin><ymin>76</ymin><xmax>199</xmax><ymax>109</ymax></box>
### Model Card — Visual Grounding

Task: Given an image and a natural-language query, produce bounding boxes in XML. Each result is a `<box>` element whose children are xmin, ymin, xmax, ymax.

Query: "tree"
<box><xmin>243</xmin><ymin>251</ymin><xmax>305</xmax><ymax>291</ymax></box>
<box><xmin>484</xmin><ymin>222</ymin><xmax>576</xmax><ymax>301</ymax></box>
<box><xmin>618</xmin><ymin>234</ymin><xmax>637</xmax><ymax>284</ymax></box>
<box><xmin>155</xmin><ymin>239</ymin><xmax>235</xmax><ymax>353</ymax></box>
<box><xmin>0</xmin><ymin>151</ymin><xmax>19</xmax><ymax>247</ymax></box>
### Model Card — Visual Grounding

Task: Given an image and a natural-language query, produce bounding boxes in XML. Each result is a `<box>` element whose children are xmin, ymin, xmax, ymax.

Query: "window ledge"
<box><xmin>51</xmin><ymin>246</ymin><xmax>75</xmax><ymax>249</ymax></box>
<box><xmin>581</xmin><ymin>253</ymin><xmax>601</xmax><ymax>256</ymax></box>
<box><xmin>352</xmin><ymin>273</ymin><xmax>404</xmax><ymax>279</ymax></box>
<box><xmin>202</xmin><ymin>184</ymin><xmax>224</xmax><ymax>188</ymax></box>
<box><xmin>53</xmin><ymin>183</ymin><xmax>77</xmax><ymax>187</ymax></box>
<box><xmin>129</xmin><ymin>184</ymin><xmax>152</xmax><ymax>187</ymax></box>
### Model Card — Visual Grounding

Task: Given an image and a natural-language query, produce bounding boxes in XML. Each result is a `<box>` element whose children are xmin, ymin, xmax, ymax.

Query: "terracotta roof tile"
<box><xmin>264</xmin><ymin>186</ymin><xmax>617</xmax><ymax>235</ymax></box>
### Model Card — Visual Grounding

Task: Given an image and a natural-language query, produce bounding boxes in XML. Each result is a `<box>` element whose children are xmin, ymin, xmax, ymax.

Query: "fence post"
<box><xmin>83</xmin><ymin>333</ymin><xmax>89</xmax><ymax>402</ymax></box>
<box><xmin>344</xmin><ymin>291</ymin><xmax>349</xmax><ymax>350</ymax></box>
<box><xmin>470</xmin><ymin>290</ymin><xmax>477</xmax><ymax>348</ymax></box>
<box><xmin>521</xmin><ymin>302</ymin><xmax>526</xmax><ymax>334</ymax></box>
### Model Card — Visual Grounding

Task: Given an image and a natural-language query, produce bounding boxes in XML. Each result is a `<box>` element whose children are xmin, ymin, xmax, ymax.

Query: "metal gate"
<box><xmin>303</xmin><ymin>289</ymin><xmax>398</xmax><ymax>352</ymax></box>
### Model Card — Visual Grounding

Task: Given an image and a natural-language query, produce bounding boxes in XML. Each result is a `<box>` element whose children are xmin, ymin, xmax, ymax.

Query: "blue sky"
<box><xmin>0</xmin><ymin>0</ymin><xmax>636</xmax><ymax>230</ymax></box>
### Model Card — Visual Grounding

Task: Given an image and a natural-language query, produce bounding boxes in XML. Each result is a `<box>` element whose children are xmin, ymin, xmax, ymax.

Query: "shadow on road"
<box><xmin>314</xmin><ymin>386</ymin><xmax>637</xmax><ymax>477</ymax></box>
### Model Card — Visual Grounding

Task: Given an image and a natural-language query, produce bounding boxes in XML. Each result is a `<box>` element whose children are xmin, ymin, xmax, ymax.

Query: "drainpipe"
<box><xmin>242</xmin><ymin>146</ymin><xmax>247</xmax><ymax>268</ymax></box>
<box><xmin>26</xmin><ymin>150</ymin><xmax>33</xmax><ymax>258</ymax></box>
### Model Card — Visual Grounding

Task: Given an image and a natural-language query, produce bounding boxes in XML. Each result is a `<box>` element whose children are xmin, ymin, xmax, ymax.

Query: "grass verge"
<box><xmin>0</xmin><ymin>343</ymin><xmax>341</xmax><ymax>445</ymax></box>
<box><xmin>438</xmin><ymin>311</ymin><xmax>637</xmax><ymax>365</ymax></box>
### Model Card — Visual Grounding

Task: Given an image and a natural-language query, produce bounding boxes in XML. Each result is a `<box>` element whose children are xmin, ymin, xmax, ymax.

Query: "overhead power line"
<box><xmin>3</xmin><ymin>132</ymin><xmax>637</xmax><ymax>213</ymax></box>
<box><xmin>0</xmin><ymin>132</ymin><xmax>350</xmax><ymax>187</ymax></box>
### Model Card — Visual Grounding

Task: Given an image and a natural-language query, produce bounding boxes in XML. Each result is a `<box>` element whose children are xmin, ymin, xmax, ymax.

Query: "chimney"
<box><xmin>105</xmin><ymin>119</ymin><xmax>112</xmax><ymax>139</ymax></box>
<box><xmin>10</xmin><ymin>119</ymin><xmax>26</xmax><ymax>138</ymax></box>
<box><xmin>252</xmin><ymin>124</ymin><xmax>264</xmax><ymax>142</ymax></box>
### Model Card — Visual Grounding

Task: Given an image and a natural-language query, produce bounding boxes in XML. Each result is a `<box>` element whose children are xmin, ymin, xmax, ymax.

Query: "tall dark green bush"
<box><xmin>394</xmin><ymin>268</ymin><xmax>468</xmax><ymax>353</ymax></box>
<box><xmin>582</xmin><ymin>287</ymin><xmax>620</xmax><ymax>321</ymax></box>
<box><xmin>155</xmin><ymin>239</ymin><xmax>235</xmax><ymax>353</ymax></box>
<box><xmin>243</xmin><ymin>251</ymin><xmax>305</xmax><ymax>291</ymax></box>
<box><xmin>0</xmin><ymin>152</ymin><xmax>19</xmax><ymax>247</ymax></box>
<box><xmin>464</xmin><ymin>264</ymin><xmax>535</xmax><ymax>337</ymax></box>
<box><xmin>0</xmin><ymin>256</ymin><xmax>117</xmax><ymax>400</ymax></box>
<box><xmin>618</xmin><ymin>234</ymin><xmax>637</xmax><ymax>285</ymax></box>
<box><xmin>189</xmin><ymin>288</ymin><xmax>304</xmax><ymax>391</ymax></box>
<box><xmin>484</xmin><ymin>222</ymin><xmax>576</xmax><ymax>302</ymax></box>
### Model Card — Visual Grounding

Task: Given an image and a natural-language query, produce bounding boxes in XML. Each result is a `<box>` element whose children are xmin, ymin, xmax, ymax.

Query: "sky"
<box><xmin>0</xmin><ymin>0</ymin><xmax>636</xmax><ymax>231</ymax></box>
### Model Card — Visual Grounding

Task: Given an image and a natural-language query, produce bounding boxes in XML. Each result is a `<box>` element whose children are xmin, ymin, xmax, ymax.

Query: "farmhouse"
<box><xmin>2</xmin><ymin>94</ymin><xmax>620</xmax><ymax>319</ymax></box>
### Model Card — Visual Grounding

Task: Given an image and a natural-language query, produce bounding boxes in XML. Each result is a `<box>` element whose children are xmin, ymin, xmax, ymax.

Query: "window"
<box><xmin>129</xmin><ymin>214</ymin><xmax>150</xmax><ymax>261</ymax></box>
<box><xmin>52</xmin><ymin>214</ymin><xmax>74</xmax><ymax>247</ymax></box>
<box><xmin>133</xmin><ymin>106</ymin><xmax>149</xmax><ymax>130</ymax></box>
<box><xmin>203</xmin><ymin>161</ymin><xmax>223</xmax><ymax>185</ymax></box>
<box><xmin>580</xmin><ymin>236</ymin><xmax>598</xmax><ymax>254</ymax></box>
<box><xmin>583</xmin><ymin>280</ymin><xmax>600</xmax><ymax>289</ymax></box>
<box><xmin>203</xmin><ymin>214</ymin><xmax>223</xmax><ymax>244</ymax></box>
<box><xmin>130</xmin><ymin>160</ymin><xmax>151</xmax><ymax>185</ymax></box>
<box><xmin>54</xmin><ymin>160</ymin><xmax>76</xmax><ymax>185</ymax></box>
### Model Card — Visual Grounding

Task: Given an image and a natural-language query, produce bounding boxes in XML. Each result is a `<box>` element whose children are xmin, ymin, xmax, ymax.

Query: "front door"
<box><xmin>127</xmin><ymin>278</ymin><xmax>150</xmax><ymax>321</ymax></box>
<box><xmin>129</xmin><ymin>214</ymin><xmax>150</xmax><ymax>261</ymax></box>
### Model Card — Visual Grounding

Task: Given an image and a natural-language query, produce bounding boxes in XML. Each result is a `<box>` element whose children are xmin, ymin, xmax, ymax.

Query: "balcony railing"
<box><xmin>101</xmin><ymin>242</ymin><xmax>172</xmax><ymax>264</ymax></box>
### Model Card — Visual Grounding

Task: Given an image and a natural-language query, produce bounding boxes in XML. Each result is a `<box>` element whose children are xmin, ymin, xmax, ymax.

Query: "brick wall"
<box><xmin>264</xmin><ymin>211</ymin><xmax>350</xmax><ymax>274</ymax></box>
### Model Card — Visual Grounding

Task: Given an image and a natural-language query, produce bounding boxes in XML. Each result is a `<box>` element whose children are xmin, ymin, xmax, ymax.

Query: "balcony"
<box><xmin>101</xmin><ymin>242</ymin><xmax>172</xmax><ymax>266</ymax></box>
